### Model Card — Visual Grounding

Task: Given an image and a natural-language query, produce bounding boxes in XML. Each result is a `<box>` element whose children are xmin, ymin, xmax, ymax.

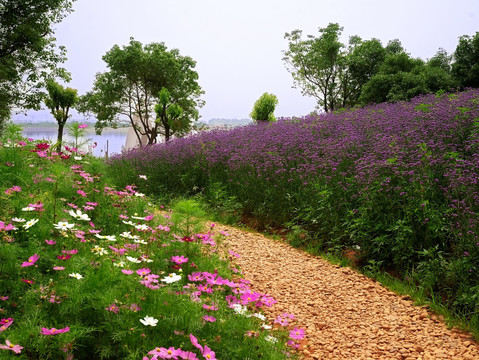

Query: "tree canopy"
<box><xmin>283</xmin><ymin>23</ymin><xmax>463</xmax><ymax>112</ymax></box>
<box><xmin>250</xmin><ymin>93</ymin><xmax>278</xmax><ymax>123</ymax></box>
<box><xmin>452</xmin><ymin>32</ymin><xmax>479</xmax><ymax>88</ymax></box>
<box><xmin>44</xmin><ymin>79</ymin><xmax>78</xmax><ymax>152</ymax></box>
<box><xmin>0</xmin><ymin>0</ymin><xmax>74</xmax><ymax>130</ymax></box>
<box><xmin>80</xmin><ymin>38</ymin><xmax>204</xmax><ymax>146</ymax></box>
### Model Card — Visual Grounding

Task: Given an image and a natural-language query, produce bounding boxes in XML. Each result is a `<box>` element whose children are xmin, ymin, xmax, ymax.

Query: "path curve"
<box><xmin>217</xmin><ymin>224</ymin><xmax>479</xmax><ymax>360</ymax></box>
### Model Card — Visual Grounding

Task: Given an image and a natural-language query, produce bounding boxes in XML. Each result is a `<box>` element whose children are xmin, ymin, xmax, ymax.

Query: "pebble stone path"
<box><xmin>217</xmin><ymin>224</ymin><xmax>479</xmax><ymax>360</ymax></box>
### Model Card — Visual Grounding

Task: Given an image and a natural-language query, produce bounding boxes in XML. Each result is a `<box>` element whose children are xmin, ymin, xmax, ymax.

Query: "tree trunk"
<box><xmin>56</xmin><ymin>122</ymin><xmax>65</xmax><ymax>153</ymax></box>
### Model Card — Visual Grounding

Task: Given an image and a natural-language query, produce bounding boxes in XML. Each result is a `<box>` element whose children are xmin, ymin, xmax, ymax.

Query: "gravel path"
<box><xmin>218</xmin><ymin>224</ymin><xmax>479</xmax><ymax>360</ymax></box>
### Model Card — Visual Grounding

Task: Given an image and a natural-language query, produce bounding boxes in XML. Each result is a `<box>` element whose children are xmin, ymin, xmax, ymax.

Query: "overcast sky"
<box><xmin>30</xmin><ymin>0</ymin><xmax>479</xmax><ymax>121</ymax></box>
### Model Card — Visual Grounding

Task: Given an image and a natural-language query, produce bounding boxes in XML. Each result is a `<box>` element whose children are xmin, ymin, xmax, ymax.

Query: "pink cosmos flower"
<box><xmin>287</xmin><ymin>339</ymin><xmax>300</xmax><ymax>349</ymax></box>
<box><xmin>260</xmin><ymin>295</ymin><xmax>277</xmax><ymax>307</ymax></box>
<box><xmin>21</xmin><ymin>253</ymin><xmax>39</xmax><ymax>267</ymax></box>
<box><xmin>105</xmin><ymin>303</ymin><xmax>120</xmax><ymax>313</ymax></box>
<box><xmin>53</xmin><ymin>266</ymin><xmax>65</xmax><ymax>271</ymax></box>
<box><xmin>0</xmin><ymin>296</ymin><xmax>8</xmax><ymax>301</ymax></box>
<box><xmin>202</xmin><ymin>304</ymin><xmax>218</xmax><ymax>311</ymax></box>
<box><xmin>41</xmin><ymin>327</ymin><xmax>70</xmax><ymax>335</ymax></box>
<box><xmin>189</xmin><ymin>334</ymin><xmax>203</xmax><ymax>353</ymax></box>
<box><xmin>121</xmin><ymin>269</ymin><xmax>134</xmax><ymax>275</ymax></box>
<box><xmin>202</xmin><ymin>315</ymin><xmax>216</xmax><ymax>323</ymax></box>
<box><xmin>156</xmin><ymin>347</ymin><xmax>182</xmax><ymax>359</ymax></box>
<box><xmin>0</xmin><ymin>340</ymin><xmax>23</xmax><ymax>354</ymax></box>
<box><xmin>179</xmin><ymin>351</ymin><xmax>199</xmax><ymax>359</ymax></box>
<box><xmin>202</xmin><ymin>345</ymin><xmax>216</xmax><ymax>360</ymax></box>
<box><xmin>228</xmin><ymin>250</ymin><xmax>240</xmax><ymax>258</ymax></box>
<box><xmin>45</xmin><ymin>239</ymin><xmax>56</xmax><ymax>245</ymax></box>
<box><xmin>137</xmin><ymin>268</ymin><xmax>151</xmax><ymax>276</ymax></box>
<box><xmin>77</xmin><ymin>190</ymin><xmax>87</xmax><ymax>197</ymax></box>
<box><xmin>78</xmin><ymin>124</ymin><xmax>88</xmax><ymax>129</ymax></box>
<box><xmin>129</xmin><ymin>303</ymin><xmax>141</xmax><ymax>312</ymax></box>
<box><xmin>171</xmin><ymin>255</ymin><xmax>188</xmax><ymax>265</ymax></box>
<box><xmin>57</xmin><ymin>255</ymin><xmax>71</xmax><ymax>260</ymax></box>
<box><xmin>289</xmin><ymin>327</ymin><xmax>305</xmax><ymax>340</ymax></box>
<box><xmin>21</xmin><ymin>279</ymin><xmax>34</xmax><ymax>284</ymax></box>
<box><xmin>62</xmin><ymin>249</ymin><xmax>78</xmax><ymax>255</ymax></box>
<box><xmin>0</xmin><ymin>318</ymin><xmax>13</xmax><ymax>332</ymax></box>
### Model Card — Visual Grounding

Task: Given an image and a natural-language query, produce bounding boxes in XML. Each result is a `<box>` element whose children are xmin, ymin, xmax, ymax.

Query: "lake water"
<box><xmin>22</xmin><ymin>128</ymin><xmax>128</xmax><ymax>158</ymax></box>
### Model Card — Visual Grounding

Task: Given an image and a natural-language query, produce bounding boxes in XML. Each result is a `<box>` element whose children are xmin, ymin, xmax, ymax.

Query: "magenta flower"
<box><xmin>21</xmin><ymin>253</ymin><xmax>39</xmax><ymax>267</ymax></box>
<box><xmin>0</xmin><ymin>318</ymin><xmax>13</xmax><ymax>332</ymax></box>
<box><xmin>190</xmin><ymin>334</ymin><xmax>203</xmax><ymax>353</ymax></box>
<box><xmin>41</xmin><ymin>327</ymin><xmax>70</xmax><ymax>335</ymax></box>
<box><xmin>0</xmin><ymin>340</ymin><xmax>23</xmax><ymax>354</ymax></box>
<box><xmin>179</xmin><ymin>351</ymin><xmax>199</xmax><ymax>359</ymax></box>
<box><xmin>57</xmin><ymin>255</ymin><xmax>71</xmax><ymax>260</ymax></box>
<box><xmin>202</xmin><ymin>304</ymin><xmax>219</xmax><ymax>311</ymax></box>
<box><xmin>202</xmin><ymin>345</ymin><xmax>216</xmax><ymax>360</ymax></box>
<box><xmin>105</xmin><ymin>303</ymin><xmax>120</xmax><ymax>313</ymax></box>
<box><xmin>171</xmin><ymin>255</ymin><xmax>189</xmax><ymax>265</ymax></box>
<box><xmin>45</xmin><ymin>239</ymin><xmax>56</xmax><ymax>245</ymax></box>
<box><xmin>137</xmin><ymin>268</ymin><xmax>151</xmax><ymax>276</ymax></box>
<box><xmin>289</xmin><ymin>327</ymin><xmax>305</xmax><ymax>340</ymax></box>
<box><xmin>202</xmin><ymin>315</ymin><xmax>216</xmax><ymax>323</ymax></box>
<box><xmin>155</xmin><ymin>346</ymin><xmax>182</xmax><ymax>358</ymax></box>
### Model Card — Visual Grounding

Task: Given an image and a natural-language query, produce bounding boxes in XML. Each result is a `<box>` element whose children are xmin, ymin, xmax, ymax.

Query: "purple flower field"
<box><xmin>109</xmin><ymin>89</ymin><xmax>479</xmax><ymax>313</ymax></box>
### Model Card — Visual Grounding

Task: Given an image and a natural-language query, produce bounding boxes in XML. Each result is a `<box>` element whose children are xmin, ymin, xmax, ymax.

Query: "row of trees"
<box><xmin>283</xmin><ymin>23</ymin><xmax>479</xmax><ymax>112</ymax></box>
<box><xmin>0</xmin><ymin>0</ymin><xmax>204</xmax><ymax>148</ymax></box>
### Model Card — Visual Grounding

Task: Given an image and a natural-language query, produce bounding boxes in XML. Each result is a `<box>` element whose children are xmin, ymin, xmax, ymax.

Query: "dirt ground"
<box><xmin>217</xmin><ymin>223</ymin><xmax>479</xmax><ymax>360</ymax></box>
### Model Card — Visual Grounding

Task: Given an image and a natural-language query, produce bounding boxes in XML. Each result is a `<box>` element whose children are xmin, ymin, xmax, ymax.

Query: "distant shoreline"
<box><xmin>21</xmin><ymin>126</ymin><xmax>129</xmax><ymax>133</ymax></box>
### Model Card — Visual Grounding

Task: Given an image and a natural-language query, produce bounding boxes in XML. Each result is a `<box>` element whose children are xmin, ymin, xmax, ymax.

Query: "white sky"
<box><xmin>43</xmin><ymin>0</ymin><xmax>479</xmax><ymax>120</ymax></box>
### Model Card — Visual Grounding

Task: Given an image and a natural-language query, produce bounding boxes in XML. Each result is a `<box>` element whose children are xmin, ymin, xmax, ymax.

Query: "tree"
<box><xmin>452</xmin><ymin>32</ymin><xmax>479</xmax><ymax>88</ymax></box>
<box><xmin>346</xmin><ymin>37</ymin><xmax>386</xmax><ymax>106</ymax></box>
<box><xmin>250</xmin><ymin>93</ymin><xmax>278</xmax><ymax>123</ymax></box>
<box><xmin>81</xmin><ymin>38</ymin><xmax>204</xmax><ymax>146</ymax></box>
<box><xmin>359</xmin><ymin>45</ymin><xmax>455</xmax><ymax>104</ymax></box>
<box><xmin>0</xmin><ymin>0</ymin><xmax>74</xmax><ymax>131</ymax></box>
<box><xmin>283</xmin><ymin>23</ymin><xmax>347</xmax><ymax>113</ymax></box>
<box><xmin>154</xmin><ymin>87</ymin><xmax>186</xmax><ymax>141</ymax></box>
<box><xmin>44</xmin><ymin>79</ymin><xmax>78</xmax><ymax>152</ymax></box>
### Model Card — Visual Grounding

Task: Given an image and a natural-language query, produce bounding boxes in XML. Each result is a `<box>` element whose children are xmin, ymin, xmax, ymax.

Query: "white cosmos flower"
<box><xmin>53</xmin><ymin>221</ymin><xmax>75</xmax><ymax>231</ymax></box>
<box><xmin>122</xmin><ymin>220</ymin><xmax>135</xmax><ymax>226</ymax></box>
<box><xmin>94</xmin><ymin>234</ymin><xmax>116</xmax><ymax>241</ymax></box>
<box><xmin>74</xmin><ymin>156</ymin><xmax>82</xmax><ymax>160</ymax></box>
<box><xmin>253</xmin><ymin>313</ymin><xmax>266</xmax><ymax>321</ymax></box>
<box><xmin>141</xmin><ymin>257</ymin><xmax>153</xmax><ymax>263</ymax></box>
<box><xmin>139</xmin><ymin>175</ymin><xmax>147</xmax><ymax>180</ymax></box>
<box><xmin>261</xmin><ymin>324</ymin><xmax>272</xmax><ymax>330</ymax></box>
<box><xmin>126</xmin><ymin>256</ymin><xmax>142</xmax><ymax>264</ymax></box>
<box><xmin>134</xmin><ymin>239</ymin><xmax>148</xmax><ymax>245</ymax></box>
<box><xmin>69</xmin><ymin>273</ymin><xmax>84</xmax><ymax>280</ymax></box>
<box><xmin>91</xmin><ymin>245</ymin><xmax>108</xmax><ymax>256</ymax></box>
<box><xmin>140</xmin><ymin>316</ymin><xmax>158</xmax><ymax>326</ymax></box>
<box><xmin>68</xmin><ymin>209</ymin><xmax>91</xmax><ymax>221</ymax></box>
<box><xmin>23</xmin><ymin>218</ymin><xmax>39</xmax><ymax>229</ymax></box>
<box><xmin>22</xmin><ymin>207</ymin><xmax>35</xmax><ymax>211</ymax></box>
<box><xmin>113</xmin><ymin>261</ymin><xmax>125</xmax><ymax>267</ymax></box>
<box><xmin>11</xmin><ymin>217</ymin><xmax>26</xmax><ymax>222</ymax></box>
<box><xmin>161</xmin><ymin>273</ymin><xmax>182</xmax><ymax>284</ymax></box>
<box><xmin>134</xmin><ymin>193</ymin><xmax>145</xmax><ymax>197</ymax></box>
<box><xmin>264</xmin><ymin>335</ymin><xmax>278</xmax><ymax>343</ymax></box>
<box><xmin>131</xmin><ymin>215</ymin><xmax>146</xmax><ymax>220</ymax></box>
<box><xmin>120</xmin><ymin>231</ymin><xmax>132</xmax><ymax>238</ymax></box>
<box><xmin>232</xmin><ymin>304</ymin><xmax>248</xmax><ymax>315</ymax></box>
<box><xmin>135</xmin><ymin>224</ymin><xmax>149</xmax><ymax>231</ymax></box>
